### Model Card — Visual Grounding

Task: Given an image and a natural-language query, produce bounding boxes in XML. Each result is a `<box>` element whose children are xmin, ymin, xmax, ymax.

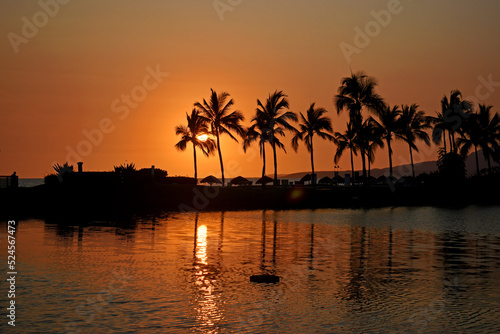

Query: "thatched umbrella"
<box><xmin>229</xmin><ymin>176</ymin><xmax>252</xmax><ymax>186</ymax></box>
<box><xmin>256</xmin><ymin>176</ymin><xmax>273</xmax><ymax>185</ymax></box>
<box><xmin>318</xmin><ymin>176</ymin><xmax>332</xmax><ymax>184</ymax></box>
<box><xmin>200</xmin><ymin>175</ymin><xmax>221</xmax><ymax>186</ymax></box>
<box><xmin>299</xmin><ymin>174</ymin><xmax>311</xmax><ymax>184</ymax></box>
<box><xmin>377</xmin><ymin>175</ymin><xmax>398</xmax><ymax>184</ymax></box>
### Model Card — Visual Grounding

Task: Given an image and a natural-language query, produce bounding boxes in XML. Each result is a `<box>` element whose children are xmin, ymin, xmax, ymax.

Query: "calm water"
<box><xmin>2</xmin><ymin>207</ymin><xmax>500</xmax><ymax>333</ymax></box>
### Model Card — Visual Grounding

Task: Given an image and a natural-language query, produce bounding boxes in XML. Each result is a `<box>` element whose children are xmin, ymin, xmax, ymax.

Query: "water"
<box><xmin>1</xmin><ymin>207</ymin><xmax>500</xmax><ymax>333</ymax></box>
<box><xmin>18</xmin><ymin>178</ymin><xmax>44</xmax><ymax>187</ymax></box>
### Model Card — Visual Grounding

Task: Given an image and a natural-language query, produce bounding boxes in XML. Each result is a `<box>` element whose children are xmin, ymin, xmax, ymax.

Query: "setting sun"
<box><xmin>196</xmin><ymin>134</ymin><xmax>209</xmax><ymax>142</ymax></box>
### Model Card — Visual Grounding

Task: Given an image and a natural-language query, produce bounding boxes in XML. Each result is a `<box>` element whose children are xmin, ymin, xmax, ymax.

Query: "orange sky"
<box><xmin>1</xmin><ymin>1</ymin><xmax>500</xmax><ymax>178</ymax></box>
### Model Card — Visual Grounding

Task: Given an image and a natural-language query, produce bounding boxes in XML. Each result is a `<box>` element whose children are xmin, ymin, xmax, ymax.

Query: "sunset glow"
<box><xmin>196</xmin><ymin>134</ymin><xmax>209</xmax><ymax>142</ymax></box>
<box><xmin>1</xmin><ymin>1</ymin><xmax>499</xmax><ymax>178</ymax></box>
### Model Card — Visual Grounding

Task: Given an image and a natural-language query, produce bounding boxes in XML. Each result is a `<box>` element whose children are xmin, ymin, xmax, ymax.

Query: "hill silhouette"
<box><xmin>277</xmin><ymin>149</ymin><xmax>498</xmax><ymax>179</ymax></box>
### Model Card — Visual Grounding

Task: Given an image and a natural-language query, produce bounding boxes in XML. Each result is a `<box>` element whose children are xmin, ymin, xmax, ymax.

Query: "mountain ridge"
<box><xmin>267</xmin><ymin>150</ymin><xmax>498</xmax><ymax>179</ymax></box>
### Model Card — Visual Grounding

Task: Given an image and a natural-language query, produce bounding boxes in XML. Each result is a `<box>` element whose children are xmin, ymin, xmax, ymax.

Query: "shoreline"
<box><xmin>1</xmin><ymin>176</ymin><xmax>499</xmax><ymax>220</ymax></box>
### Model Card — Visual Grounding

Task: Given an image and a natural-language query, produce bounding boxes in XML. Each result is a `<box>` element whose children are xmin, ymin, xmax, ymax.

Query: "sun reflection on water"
<box><xmin>194</xmin><ymin>223</ymin><xmax>222</xmax><ymax>331</ymax></box>
<box><xmin>196</xmin><ymin>224</ymin><xmax>208</xmax><ymax>265</ymax></box>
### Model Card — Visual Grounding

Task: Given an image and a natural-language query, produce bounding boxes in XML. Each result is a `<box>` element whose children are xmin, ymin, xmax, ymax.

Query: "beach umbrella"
<box><xmin>229</xmin><ymin>176</ymin><xmax>252</xmax><ymax>186</ymax></box>
<box><xmin>377</xmin><ymin>175</ymin><xmax>397</xmax><ymax>184</ymax></box>
<box><xmin>318</xmin><ymin>176</ymin><xmax>332</xmax><ymax>184</ymax></box>
<box><xmin>256</xmin><ymin>176</ymin><xmax>274</xmax><ymax>185</ymax></box>
<box><xmin>200</xmin><ymin>175</ymin><xmax>221</xmax><ymax>186</ymax></box>
<box><xmin>299</xmin><ymin>174</ymin><xmax>311</xmax><ymax>183</ymax></box>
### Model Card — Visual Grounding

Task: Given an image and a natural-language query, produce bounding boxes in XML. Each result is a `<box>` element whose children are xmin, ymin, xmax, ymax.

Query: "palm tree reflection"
<box><xmin>259</xmin><ymin>210</ymin><xmax>278</xmax><ymax>272</ymax></box>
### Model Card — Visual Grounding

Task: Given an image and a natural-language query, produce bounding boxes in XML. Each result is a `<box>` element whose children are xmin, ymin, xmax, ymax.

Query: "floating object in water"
<box><xmin>250</xmin><ymin>274</ymin><xmax>280</xmax><ymax>283</ymax></box>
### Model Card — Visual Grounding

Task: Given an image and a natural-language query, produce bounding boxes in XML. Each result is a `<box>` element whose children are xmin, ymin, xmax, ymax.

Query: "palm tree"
<box><xmin>334</xmin><ymin>71</ymin><xmax>385</xmax><ymax>123</ymax></box>
<box><xmin>476</xmin><ymin>104</ymin><xmax>500</xmax><ymax>173</ymax></box>
<box><xmin>256</xmin><ymin>90</ymin><xmax>297</xmax><ymax>185</ymax></box>
<box><xmin>355</xmin><ymin>117</ymin><xmax>384</xmax><ymax>181</ymax></box>
<box><xmin>440</xmin><ymin>90</ymin><xmax>473</xmax><ymax>152</ymax></box>
<box><xmin>175</xmin><ymin>109</ymin><xmax>216</xmax><ymax>180</ymax></box>
<box><xmin>194</xmin><ymin>89</ymin><xmax>245</xmax><ymax>186</ymax></box>
<box><xmin>457</xmin><ymin>104</ymin><xmax>500</xmax><ymax>176</ymax></box>
<box><xmin>291</xmin><ymin>103</ymin><xmax>334</xmax><ymax>184</ymax></box>
<box><xmin>243</xmin><ymin>111</ymin><xmax>269</xmax><ymax>182</ymax></box>
<box><xmin>428</xmin><ymin>111</ymin><xmax>450</xmax><ymax>154</ymax></box>
<box><xmin>334</xmin><ymin>122</ymin><xmax>358</xmax><ymax>180</ymax></box>
<box><xmin>457</xmin><ymin>113</ymin><xmax>482</xmax><ymax>176</ymax></box>
<box><xmin>376</xmin><ymin>105</ymin><xmax>401</xmax><ymax>178</ymax></box>
<box><xmin>396</xmin><ymin>104</ymin><xmax>431</xmax><ymax>178</ymax></box>
<box><xmin>364</xmin><ymin>118</ymin><xmax>385</xmax><ymax>179</ymax></box>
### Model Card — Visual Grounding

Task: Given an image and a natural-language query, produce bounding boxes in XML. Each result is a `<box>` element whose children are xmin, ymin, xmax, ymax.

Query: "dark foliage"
<box><xmin>437</xmin><ymin>149</ymin><xmax>466</xmax><ymax>182</ymax></box>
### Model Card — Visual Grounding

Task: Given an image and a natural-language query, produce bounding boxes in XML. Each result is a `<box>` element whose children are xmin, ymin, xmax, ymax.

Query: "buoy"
<box><xmin>250</xmin><ymin>274</ymin><xmax>280</xmax><ymax>283</ymax></box>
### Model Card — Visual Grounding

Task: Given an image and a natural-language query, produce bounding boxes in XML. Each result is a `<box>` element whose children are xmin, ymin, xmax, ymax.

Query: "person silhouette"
<box><xmin>10</xmin><ymin>172</ymin><xmax>18</xmax><ymax>188</ymax></box>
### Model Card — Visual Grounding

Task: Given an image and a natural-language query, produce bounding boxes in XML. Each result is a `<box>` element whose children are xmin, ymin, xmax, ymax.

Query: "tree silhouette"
<box><xmin>396</xmin><ymin>104</ymin><xmax>431</xmax><ymax>178</ymax></box>
<box><xmin>334</xmin><ymin>71</ymin><xmax>385</xmax><ymax>124</ymax></box>
<box><xmin>195</xmin><ymin>89</ymin><xmax>245</xmax><ymax>186</ymax></box>
<box><xmin>428</xmin><ymin>111</ymin><xmax>450</xmax><ymax>154</ymax></box>
<box><xmin>375</xmin><ymin>105</ymin><xmax>401</xmax><ymax>178</ymax></box>
<box><xmin>459</xmin><ymin>104</ymin><xmax>500</xmax><ymax>174</ymax></box>
<box><xmin>355</xmin><ymin>116</ymin><xmax>384</xmax><ymax>181</ymax></box>
<box><xmin>363</xmin><ymin>118</ymin><xmax>385</xmax><ymax>179</ymax></box>
<box><xmin>477</xmin><ymin>104</ymin><xmax>500</xmax><ymax>174</ymax></box>
<box><xmin>53</xmin><ymin>162</ymin><xmax>73</xmax><ymax>181</ymax></box>
<box><xmin>334</xmin><ymin>122</ymin><xmax>358</xmax><ymax>180</ymax></box>
<box><xmin>256</xmin><ymin>90</ymin><xmax>297</xmax><ymax>185</ymax></box>
<box><xmin>437</xmin><ymin>148</ymin><xmax>466</xmax><ymax>182</ymax></box>
<box><xmin>440</xmin><ymin>90</ymin><xmax>473</xmax><ymax>153</ymax></box>
<box><xmin>243</xmin><ymin>111</ymin><xmax>270</xmax><ymax>182</ymax></box>
<box><xmin>291</xmin><ymin>103</ymin><xmax>334</xmax><ymax>184</ymax></box>
<box><xmin>175</xmin><ymin>109</ymin><xmax>216</xmax><ymax>180</ymax></box>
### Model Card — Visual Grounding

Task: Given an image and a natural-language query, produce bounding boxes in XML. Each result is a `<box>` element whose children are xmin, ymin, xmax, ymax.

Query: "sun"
<box><xmin>196</xmin><ymin>134</ymin><xmax>208</xmax><ymax>142</ymax></box>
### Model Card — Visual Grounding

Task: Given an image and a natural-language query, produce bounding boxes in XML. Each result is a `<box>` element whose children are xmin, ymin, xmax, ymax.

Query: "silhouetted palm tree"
<box><xmin>376</xmin><ymin>105</ymin><xmax>401</xmax><ymax>178</ymax></box>
<box><xmin>291</xmin><ymin>103</ymin><xmax>334</xmax><ymax>184</ymax></box>
<box><xmin>243</xmin><ymin>111</ymin><xmax>269</xmax><ymax>182</ymax></box>
<box><xmin>355</xmin><ymin>117</ymin><xmax>384</xmax><ymax>181</ymax></box>
<box><xmin>195</xmin><ymin>89</ymin><xmax>245</xmax><ymax>186</ymax></box>
<box><xmin>175</xmin><ymin>109</ymin><xmax>216</xmax><ymax>180</ymax></box>
<box><xmin>457</xmin><ymin>113</ymin><xmax>482</xmax><ymax>175</ymax></box>
<box><xmin>256</xmin><ymin>90</ymin><xmax>297</xmax><ymax>185</ymax></box>
<box><xmin>365</xmin><ymin>118</ymin><xmax>385</xmax><ymax>179</ymax></box>
<box><xmin>334</xmin><ymin>122</ymin><xmax>358</xmax><ymax>179</ymax></box>
<box><xmin>440</xmin><ymin>90</ymin><xmax>473</xmax><ymax>153</ymax></box>
<box><xmin>396</xmin><ymin>104</ymin><xmax>431</xmax><ymax>178</ymax></box>
<box><xmin>457</xmin><ymin>104</ymin><xmax>500</xmax><ymax>176</ymax></box>
<box><xmin>334</xmin><ymin>71</ymin><xmax>385</xmax><ymax>123</ymax></box>
<box><xmin>428</xmin><ymin>111</ymin><xmax>450</xmax><ymax>154</ymax></box>
<box><xmin>476</xmin><ymin>104</ymin><xmax>500</xmax><ymax>173</ymax></box>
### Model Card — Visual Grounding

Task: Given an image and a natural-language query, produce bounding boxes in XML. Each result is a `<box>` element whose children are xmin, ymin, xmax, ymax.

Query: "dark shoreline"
<box><xmin>1</xmin><ymin>176</ymin><xmax>499</xmax><ymax>221</ymax></box>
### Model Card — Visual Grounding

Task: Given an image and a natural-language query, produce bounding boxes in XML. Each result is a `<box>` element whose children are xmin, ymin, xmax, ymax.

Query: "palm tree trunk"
<box><xmin>272</xmin><ymin>142</ymin><xmax>278</xmax><ymax>186</ymax></box>
<box><xmin>361</xmin><ymin>149</ymin><xmax>367</xmax><ymax>183</ymax></box>
<box><xmin>216</xmin><ymin>132</ymin><xmax>225</xmax><ymax>187</ymax></box>
<box><xmin>192</xmin><ymin>142</ymin><xmax>198</xmax><ymax>181</ymax></box>
<box><xmin>368</xmin><ymin>156</ymin><xmax>371</xmax><ymax>179</ymax></box>
<box><xmin>448</xmin><ymin>131</ymin><xmax>454</xmax><ymax>153</ymax></box>
<box><xmin>409</xmin><ymin>144</ymin><xmax>415</xmax><ymax>178</ymax></box>
<box><xmin>451</xmin><ymin>131</ymin><xmax>456</xmax><ymax>152</ymax></box>
<box><xmin>310</xmin><ymin>138</ymin><xmax>315</xmax><ymax>185</ymax></box>
<box><xmin>261</xmin><ymin>143</ymin><xmax>266</xmax><ymax>179</ymax></box>
<box><xmin>350</xmin><ymin>147</ymin><xmax>354</xmax><ymax>180</ymax></box>
<box><xmin>443</xmin><ymin>129</ymin><xmax>447</xmax><ymax>154</ymax></box>
<box><xmin>474</xmin><ymin>145</ymin><xmax>479</xmax><ymax>176</ymax></box>
<box><xmin>387</xmin><ymin>137</ymin><xmax>393</xmax><ymax>178</ymax></box>
<box><xmin>261</xmin><ymin>143</ymin><xmax>266</xmax><ymax>188</ymax></box>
